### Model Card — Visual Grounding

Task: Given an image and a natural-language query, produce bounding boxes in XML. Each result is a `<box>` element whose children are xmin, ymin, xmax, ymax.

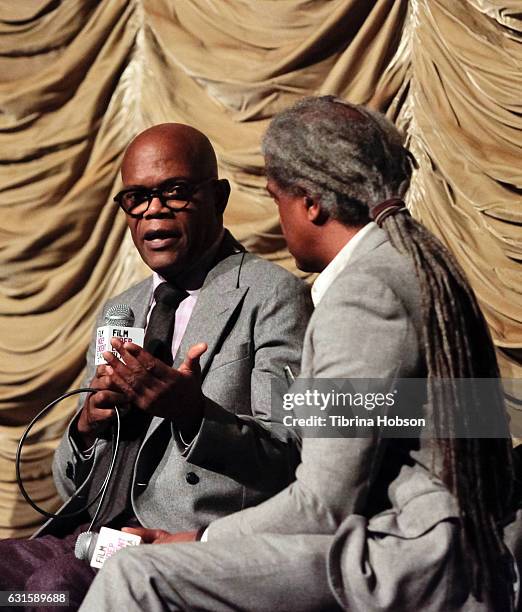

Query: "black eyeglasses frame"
<box><xmin>113</xmin><ymin>177</ymin><xmax>217</xmax><ymax>218</ymax></box>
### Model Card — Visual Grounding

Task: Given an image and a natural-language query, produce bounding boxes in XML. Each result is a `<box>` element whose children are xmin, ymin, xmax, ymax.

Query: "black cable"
<box><xmin>16</xmin><ymin>388</ymin><xmax>120</xmax><ymax>520</ymax></box>
<box><xmin>85</xmin><ymin>405</ymin><xmax>120</xmax><ymax>532</ymax></box>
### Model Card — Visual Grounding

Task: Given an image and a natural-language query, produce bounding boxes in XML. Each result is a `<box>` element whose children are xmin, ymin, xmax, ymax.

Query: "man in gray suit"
<box><xmin>0</xmin><ymin>123</ymin><xmax>311</xmax><ymax>606</ymax></box>
<box><xmin>80</xmin><ymin>99</ymin><xmax>521</xmax><ymax>611</ymax></box>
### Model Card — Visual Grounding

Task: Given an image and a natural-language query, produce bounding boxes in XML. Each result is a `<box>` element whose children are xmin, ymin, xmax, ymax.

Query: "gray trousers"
<box><xmin>79</xmin><ymin>534</ymin><xmax>340</xmax><ymax>612</ymax></box>
<box><xmin>78</xmin><ymin>522</ymin><xmax>522</xmax><ymax>612</ymax></box>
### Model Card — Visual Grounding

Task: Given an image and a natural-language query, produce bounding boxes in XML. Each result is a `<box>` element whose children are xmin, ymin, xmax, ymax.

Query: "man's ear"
<box><xmin>215</xmin><ymin>179</ymin><xmax>230</xmax><ymax>214</ymax></box>
<box><xmin>305</xmin><ymin>196</ymin><xmax>328</xmax><ymax>225</ymax></box>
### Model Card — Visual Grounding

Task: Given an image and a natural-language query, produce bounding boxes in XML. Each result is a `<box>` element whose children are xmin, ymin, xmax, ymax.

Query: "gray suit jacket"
<box><xmin>35</xmin><ymin>231</ymin><xmax>312</xmax><ymax>537</ymax></box>
<box><xmin>208</xmin><ymin>226</ymin><xmax>429</xmax><ymax>539</ymax></box>
<box><xmin>207</xmin><ymin>227</ymin><xmax>521</xmax><ymax>610</ymax></box>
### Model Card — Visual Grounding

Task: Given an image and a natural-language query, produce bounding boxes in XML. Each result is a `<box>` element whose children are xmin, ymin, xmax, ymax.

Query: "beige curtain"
<box><xmin>0</xmin><ymin>0</ymin><xmax>520</xmax><ymax>537</ymax></box>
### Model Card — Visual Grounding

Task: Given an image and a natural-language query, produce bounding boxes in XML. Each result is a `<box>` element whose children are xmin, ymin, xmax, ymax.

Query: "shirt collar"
<box><xmin>151</xmin><ymin>273</ymin><xmax>200</xmax><ymax>298</ymax></box>
<box><xmin>311</xmin><ymin>222</ymin><xmax>378</xmax><ymax>306</ymax></box>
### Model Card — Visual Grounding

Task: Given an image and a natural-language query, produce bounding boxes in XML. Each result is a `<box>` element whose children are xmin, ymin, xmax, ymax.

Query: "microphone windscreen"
<box><xmin>74</xmin><ymin>531</ymin><xmax>98</xmax><ymax>562</ymax></box>
<box><xmin>105</xmin><ymin>304</ymin><xmax>135</xmax><ymax>327</ymax></box>
<box><xmin>75</xmin><ymin>527</ymin><xmax>142</xmax><ymax>567</ymax></box>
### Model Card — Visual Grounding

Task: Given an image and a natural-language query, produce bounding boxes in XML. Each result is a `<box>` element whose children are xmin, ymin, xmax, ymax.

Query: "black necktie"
<box><xmin>144</xmin><ymin>283</ymin><xmax>188</xmax><ymax>366</ymax></box>
<box><xmin>106</xmin><ymin>283</ymin><xmax>188</xmax><ymax>529</ymax></box>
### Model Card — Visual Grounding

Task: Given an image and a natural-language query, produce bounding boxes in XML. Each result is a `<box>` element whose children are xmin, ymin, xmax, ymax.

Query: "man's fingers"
<box><xmin>89</xmin><ymin>407</ymin><xmax>116</xmax><ymax>422</ymax></box>
<box><xmin>91</xmin><ymin>375</ymin><xmax>120</xmax><ymax>393</ymax></box>
<box><xmin>180</xmin><ymin>342</ymin><xmax>208</xmax><ymax>374</ymax></box>
<box><xmin>121</xmin><ymin>527</ymin><xmax>168</xmax><ymax>543</ymax></box>
<box><xmin>121</xmin><ymin>528</ymin><xmax>199</xmax><ymax>545</ymax></box>
<box><xmin>112</xmin><ymin>339</ymin><xmax>142</xmax><ymax>357</ymax></box>
<box><xmin>102</xmin><ymin>343</ymin><xmax>156</xmax><ymax>399</ymax></box>
<box><xmin>121</xmin><ymin>526</ymin><xmax>148</xmax><ymax>536</ymax></box>
<box><xmin>90</xmin><ymin>389</ymin><xmax>126</xmax><ymax>409</ymax></box>
<box><xmin>95</xmin><ymin>364</ymin><xmax>113</xmax><ymax>378</ymax></box>
<box><xmin>106</xmin><ymin>339</ymin><xmax>167</xmax><ymax>377</ymax></box>
<box><xmin>103</xmin><ymin>342</ymin><xmax>142</xmax><ymax>373</ymax></box>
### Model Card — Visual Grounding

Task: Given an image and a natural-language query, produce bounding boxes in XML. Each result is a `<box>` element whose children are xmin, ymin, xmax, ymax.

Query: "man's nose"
<box><xmin>144</xmin><ymin>196</ymin><xmax>171</xmax><ymax>217</ymax></box>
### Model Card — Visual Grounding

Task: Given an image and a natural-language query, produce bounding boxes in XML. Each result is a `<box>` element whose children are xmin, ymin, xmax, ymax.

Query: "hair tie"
<box><xmin>371</xmin><ymin>198</ymin><xmax>409</xmax><ymax>227</ymax></box>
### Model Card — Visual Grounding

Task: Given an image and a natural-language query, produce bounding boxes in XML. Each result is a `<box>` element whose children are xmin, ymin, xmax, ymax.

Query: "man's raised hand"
<box><xmin>100</xmin><ymin>339</ymin><xmax>208</xmax><ymax>438</ymax></box>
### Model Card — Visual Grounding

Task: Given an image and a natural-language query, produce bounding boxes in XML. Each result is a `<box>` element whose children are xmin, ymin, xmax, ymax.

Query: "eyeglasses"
<box><xmin>113</xmin><ymin>177</ymin><xmax>216</xmax><ymax>218</ymax></box>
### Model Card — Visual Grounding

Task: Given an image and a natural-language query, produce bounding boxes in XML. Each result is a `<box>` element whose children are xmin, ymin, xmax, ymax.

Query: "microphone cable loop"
<box><xmin>16</xmin><ymin>388</ymin><xmax>121</xmax><ymax>530</ymax></box>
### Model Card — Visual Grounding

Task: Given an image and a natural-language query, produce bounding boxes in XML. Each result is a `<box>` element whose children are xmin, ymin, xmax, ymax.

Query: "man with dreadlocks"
<box><xmin>79</xmin><ymin>96</ymin><xmax>522</xmax><ymax>612</ymax></box>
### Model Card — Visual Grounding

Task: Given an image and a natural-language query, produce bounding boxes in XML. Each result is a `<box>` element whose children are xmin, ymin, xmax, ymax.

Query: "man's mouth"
<box><xmin>143</xmin><ymin>229</ymin><xmax>181</xmax><ymax>249</ymax></box>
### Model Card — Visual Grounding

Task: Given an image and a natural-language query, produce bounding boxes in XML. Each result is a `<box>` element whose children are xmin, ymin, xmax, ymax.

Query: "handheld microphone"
<box><xmin>95</xmin><ymin>304</ymin><xmax>145</xmax><ymax>365</ymax></box>
<box><xmin>19</xmin><ymin>309</ymin><xmax>143</xmax><ymax>555</ymax></box>
<box><xmin>74</xmin><ymin>526</ymin><xmax>142</xmax><ymax>567</ymax></box>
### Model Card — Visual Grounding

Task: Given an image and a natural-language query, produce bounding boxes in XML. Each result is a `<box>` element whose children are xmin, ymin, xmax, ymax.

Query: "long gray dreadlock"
<box><xmin>263</xmin><ymin>95</ymin><xmax>516</xmax><ymax>610</ymax></box>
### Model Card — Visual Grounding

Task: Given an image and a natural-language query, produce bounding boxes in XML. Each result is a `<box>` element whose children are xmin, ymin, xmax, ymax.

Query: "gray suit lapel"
<box><xmin>173</xmin><ymin>259</ymin><xmax>248</xmax><ymax>375</ymax></box>
<box><xmin>146</xmin><ymin>236</ymin><xmax>247</xmax><ymax>439</ymax></box>
<box><xmin>122</xmin><ymin>256</ymin><xmax>248</xmax><ymax>374</ymax></box>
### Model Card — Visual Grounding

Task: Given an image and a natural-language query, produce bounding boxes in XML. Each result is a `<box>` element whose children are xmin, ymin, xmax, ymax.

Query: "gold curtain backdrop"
<box><xmin>0</xmin><ymin>0</ymin><xmax>520</xmax><ymax>537</ymax></box>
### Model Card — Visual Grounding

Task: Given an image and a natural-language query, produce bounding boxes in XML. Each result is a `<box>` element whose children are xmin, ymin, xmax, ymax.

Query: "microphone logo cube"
<box><xmin>95</xmin><ymin>326</ymin><xmax>145</xmax><ymax>365</ymax></box>
<box><xmin>90</xmin><ymin>526</ymin><xmax>142</xmax><ymax>568</ymax></box>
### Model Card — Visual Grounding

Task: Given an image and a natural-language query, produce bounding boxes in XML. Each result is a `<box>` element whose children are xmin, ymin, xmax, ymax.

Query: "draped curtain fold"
<box><xmin>0</xmin><ymin>0</ymin><xmax>520</xmax><ymax>536</ymax></box>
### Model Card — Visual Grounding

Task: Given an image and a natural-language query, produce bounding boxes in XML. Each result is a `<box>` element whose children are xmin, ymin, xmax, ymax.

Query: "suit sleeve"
<box><xmin>207</xmin><ymin>271</ymin><xmax>420</xmax><ymax>538</ymax></box>
<box><xmin>184</xmin><ymin>274</ymin><xmax>312</xmax><ymax>496</ymax></box>
<box><xmin>52</xmin><ymin>308</ymin><xmax>109</xmax><ymax>501</ymax></box>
